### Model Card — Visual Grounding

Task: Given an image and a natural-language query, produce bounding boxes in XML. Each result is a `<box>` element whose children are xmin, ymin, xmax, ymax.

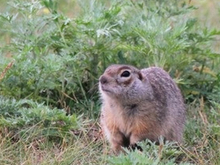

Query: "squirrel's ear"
<box><xmin>138</xmin><ymin>71</ymin><xmax>143</xmax><ymax>80</ymax></box>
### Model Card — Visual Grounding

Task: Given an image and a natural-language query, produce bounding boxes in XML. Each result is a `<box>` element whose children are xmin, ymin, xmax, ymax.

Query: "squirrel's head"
<box><xmin>99</xmin><ymin>64</ymin><xmax>152</xmax><ymax>103</ymax></box>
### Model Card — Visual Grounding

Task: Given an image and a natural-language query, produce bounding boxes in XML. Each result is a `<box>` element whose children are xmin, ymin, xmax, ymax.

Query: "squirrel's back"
<box><xmin>141</xmin><ymin>67</ymin><xmax>185</xmax><ymax>141</ymax></box>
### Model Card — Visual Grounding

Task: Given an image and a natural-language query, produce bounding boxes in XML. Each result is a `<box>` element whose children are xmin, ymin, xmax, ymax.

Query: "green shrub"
<box><xmin>108</xmin><ymin>140</ymin><xmax>192</xmax><ymax>165</ymax></box>
<box><xmin>0</xmin><ymin>96</ymin><xmax>78</xmax><ymax>142</ymax></box>
<box><xmin>1</xmin><ymin>0</ymin><xmax>220</xmax><ymax>114</ymax></box>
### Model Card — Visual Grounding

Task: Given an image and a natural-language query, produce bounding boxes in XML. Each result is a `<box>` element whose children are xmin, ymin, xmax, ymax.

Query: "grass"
<box><xmin>0</xmin><ymin>100</ymin><xmax>220</xmax><ymax>164</ymax></box>
<box><xmin>1</xmin><ymin>100</ymin><xmax>219</xmax><ymax>165</ymax></box>
<box><xmin>0</xmin><ymin>0</ymin><xmax>220</xmax><ymax>164</ymax></box>
<box><xmin>0</xmin><ymin>131</ymin><xmax>106</xmax><ymax>165</ymax></box>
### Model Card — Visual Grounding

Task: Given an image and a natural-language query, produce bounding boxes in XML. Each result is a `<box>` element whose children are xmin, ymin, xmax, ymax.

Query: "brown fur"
<box><xmin>99</xmin><ymin>64</ymin><xmax>185</xmax><ymax>154</ymax></box>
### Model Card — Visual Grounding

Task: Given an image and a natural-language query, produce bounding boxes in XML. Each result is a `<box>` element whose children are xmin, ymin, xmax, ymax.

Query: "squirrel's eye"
<box><xmin>121</xmin><ymin>71</ymin><xmax>130</xmax><ymax>77</ymax></box>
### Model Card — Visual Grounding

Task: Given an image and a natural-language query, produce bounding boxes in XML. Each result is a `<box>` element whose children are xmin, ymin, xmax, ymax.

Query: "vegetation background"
<box><xmin>0</xmin><ymin>0</ymin><xmax>220</xmax><ymax>164</ymax></box>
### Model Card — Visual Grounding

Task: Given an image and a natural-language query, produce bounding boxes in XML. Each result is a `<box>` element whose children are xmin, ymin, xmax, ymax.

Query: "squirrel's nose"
<box><xmin>100</xmin><ymin>76</ymin><xmax>108</xmax><ymax>84</ymax></box>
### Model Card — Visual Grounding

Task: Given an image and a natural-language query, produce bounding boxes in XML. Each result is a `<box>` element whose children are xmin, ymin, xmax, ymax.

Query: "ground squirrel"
<box><xmin>99</xmin><ymin>64</ymin><xmax>185</xmax><ymax>154</ymax></box>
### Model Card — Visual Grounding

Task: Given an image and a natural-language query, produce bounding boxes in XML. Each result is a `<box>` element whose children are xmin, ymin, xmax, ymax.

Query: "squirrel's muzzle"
<box><xmin>99</xmin><ymin>75</ymin><xmax>108</xmax><ymax>85</ymax></box>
